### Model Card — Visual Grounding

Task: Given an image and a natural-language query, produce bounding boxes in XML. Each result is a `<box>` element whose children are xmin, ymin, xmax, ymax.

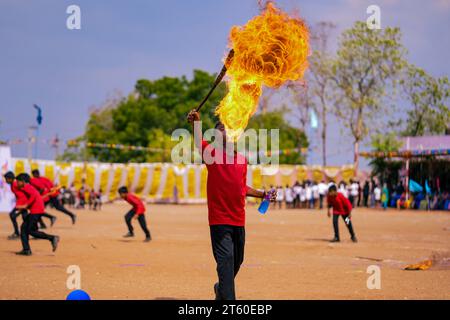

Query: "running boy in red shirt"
<box><xmin>118</xmin><ymin>186</ymin><xmax>151</xmax><ymax>242</ymax></box>
<box><xmin>31</xmin><ymin>169</ymin><xmax>76</xmax><ymax>225</ymax></box>
<box><xmin>4</xmin><ymin>171</ymin><xmax>29</xmax><ymax>239</ymax></box>
<box><xmin>187</xmin><ymin>110</ymin><xmax>276</xmax><ymax>300</ymax></box>
<box><xmin>4</xmin><ymin>171</ymin><xmax>52</xmax><ymax>239</ymax></box>
<box><xmin>327</xmin><ymin>184</ymin><xmax>358</xmax><ymax>243</ymax></box>
<box><xmin>15</xmin><ymin>173</ymin><xmax>60</xmax><ymax>256</ymax></box>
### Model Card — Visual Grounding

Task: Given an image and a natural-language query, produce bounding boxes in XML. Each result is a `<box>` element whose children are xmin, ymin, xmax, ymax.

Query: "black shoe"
<box><xmin>123</xmin><ymin>233</ymin><xmax>134</xmax><ymax>238</ymax></box>
<box><xmin>50</xmin><ymin>216</ymin><xmax>57</xmax><ymax>227</ymax></box>
<box><xmin>40</xmin><ymin>224</ymin><xmax>47</xmax><ymax>229</ymax></box>
<box><xmin>330</xmin><ymin>237</ymin><xmax>340</xmax><ymax>243</ymax></box>
<box><xmin>71</xmin><ymin>215</ymin><xmax>77</xmax><ymax>225</ymax></box>
<box><xmin>144</xmin><ymin>236</ymin><xmax>152</xmax><ymax>242</ymax></box>
<box><xmin>214</xmin><ymin>282</ymin><xmax>220</xmax><ymax>300</ymax></box>
<box><xmin>7</xmin><ymin>233</ymin><xmax>20</xmax><ymax>240</ymax></box>
<box><xmin>351</xmin><ymin>236</ymin><xmax>358</xmax><ymax>243</ymax></box>
<box><xmin>16</xmin><ymin>250</ymin><xmax>32</xmax><ymax>256</ymax></box>
<box><xmin>52</xmin><ymin>236</ymin><xmax>60</xmax><ymax>252</ymax></box>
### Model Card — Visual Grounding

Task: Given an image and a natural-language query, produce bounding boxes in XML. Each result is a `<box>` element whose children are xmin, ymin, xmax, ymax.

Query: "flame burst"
<box><xmin>216</xmin><ymin>2</ymin><xmax>309</xmax><ymax>141</ymax></box>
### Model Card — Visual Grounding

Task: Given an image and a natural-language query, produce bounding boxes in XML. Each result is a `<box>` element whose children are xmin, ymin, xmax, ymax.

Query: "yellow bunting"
<box><xmin>341</xmin><ymin>168</ymin><xmax>356</xmax><ymax>183</ymax></box>
<box><xmin>99</xmin><ymin>168</ymin><xmax>110</xmax><ymax>194</ymax></box>
<box><xmin>73</xmin><ymin>166</ymin><xmax>84</xmax><ymax>190</ymax></box>
<box><xmin>86</xmin><ymin>165</ymin><xmax>95</xmax><ymax>189</ymax></box>
<box><xmin>134</xmin><ymin>166</ymin><xmax>148</xmax><ymax>197</ymax></box>
<box><xmin>312</xmin><ymin>169</ymin><xmax>324</xmax><ymax>183</ymax></box>
<box><xmin>200</xmin><ymin>167</ymin><xmax>208</xmax><ymax>199</ymax></box>
<box><xmin>148</xmin><ymin>165</ymin><xmax>161</xmax><ymax>199</ymax></box>
<box><xmin>296</xmin><ymin>166</ymin><xmax>307</xmax><ymax>182</ymax></box>
<box><xmin>162</xmin><ymin>167</ymin><xmax>175</xmax><ymax>199</ymax></box>
<box><xmin>108</xmin><ymin>166</ymin><xmax>123</xmax><ymax>201</ymax></box>
<box><xmin>14</xmin><ymin>160</ymin><xmax>25</xmax><ymax>175</ymax></box>
<box><xmin>126</xmin><ymin>166</ymin><xmax>136</xmax><ymax>189</ymax></box>
<box><xmin>188</xmin><ymin>167</ymin><xmax>196</xmax><ymax>199</ymax></box>
<box><xmin>251</xmin><ymin>167</ymin><xmax>262</xmax><ymax>190</ymax></box>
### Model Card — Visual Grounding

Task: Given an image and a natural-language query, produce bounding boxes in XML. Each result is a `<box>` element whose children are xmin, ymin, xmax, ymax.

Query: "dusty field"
<box><xmin>0</xmin><ymin>203</ymin><xmax>449</xmax><ymax>300</ymax></box>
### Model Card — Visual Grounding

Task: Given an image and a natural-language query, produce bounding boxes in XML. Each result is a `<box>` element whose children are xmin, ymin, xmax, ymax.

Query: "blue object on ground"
<box><xmin>66</xmin><ymin>290</ymin><xmax>91</xmax><ymax>300</ymax></box>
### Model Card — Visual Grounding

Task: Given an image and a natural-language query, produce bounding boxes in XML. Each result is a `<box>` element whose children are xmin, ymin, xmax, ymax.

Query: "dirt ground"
<box><xmin>0</xmin><ymin>203</ymin><xmax>449</xmax><ymax>300</ymax></box>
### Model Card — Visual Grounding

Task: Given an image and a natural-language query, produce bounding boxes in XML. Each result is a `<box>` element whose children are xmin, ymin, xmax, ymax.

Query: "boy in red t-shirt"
<box><xmin>31</xmin><ymin>169</ymin><xmax>76</xmax><ymax>225</ymax></box>
<box><xmin>4</xmin><ymin>171</ymin><xmax>29</xmax><ymax>239</ymax></box>
<box><xmin>187</xmin><ymin>110</ymin><xmax>276</xmax><ymax>300</ymax></box>
<box><xmin>327</xmin><ymin>184</ymin><xmax>357</xmax><ymax>243</ymax></box>
<box><xmin>15</xmin><ymin>173</ymin><xmax>60</xmax><ymax>256</ymax></box>
<box><xmin>118</xmin><ymin>186</ymin><xmax>151</xmax><ymax>242</ymax></box>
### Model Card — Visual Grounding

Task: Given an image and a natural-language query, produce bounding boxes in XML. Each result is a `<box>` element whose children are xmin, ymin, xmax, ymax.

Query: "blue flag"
<box><xmin>409</xmin><ymin>179</ymin><xmax>423</xmax><ymax>193</ymax></box>
<box><xmin>425</xmin><ymin>180</ymin><xmax>432</xmax><ymax>195</ymax></box>
<box><xmin>33</xmin><ymin>104</ymin><xmax>43</xmax><ymax>125</ymax></box>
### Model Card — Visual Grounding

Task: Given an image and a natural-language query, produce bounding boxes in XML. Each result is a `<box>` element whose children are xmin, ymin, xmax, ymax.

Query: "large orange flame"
<box><xmin>216</xmin><ymin>2</ymin><xmax>309</xmax><ymax>141</ymax></box>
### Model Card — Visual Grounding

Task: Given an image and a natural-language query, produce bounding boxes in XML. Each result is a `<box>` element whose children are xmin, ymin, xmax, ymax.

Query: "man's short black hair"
<box><xmin>16</xmin><ymin>173</ymin><xmax>31</xmax><ymax>183</ymax></box>
<box><xmin>328</xmin><ymin>185</ymin><xmax>337</xmax><ymax>193</ymax></box>
<box><xmin>118</xmin><ymin>186</ymin><xmax>128</xmax><ymax>194</ymax></box>
<box><xmin>4</xmin><ymin>171</ymin><xmax>15</xmax><ymax>180</ymax></box>
<box><xmin>31</xmin><ymin>169</ymin><xmax>40</xmax><ymax>176</ymax></box>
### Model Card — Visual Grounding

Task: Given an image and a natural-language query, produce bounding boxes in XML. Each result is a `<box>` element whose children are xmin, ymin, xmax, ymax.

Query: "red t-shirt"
<box><xmin>11</xmin><ymin>181</ymin><xmax>28</xmax><ymax>207</ymax></box>
<box><xmin>40</xmin><ymin>176</ymin><xmax>60</xmax><ymax>198</ymax></box>
<box><xmin>125</xmin><ymin>193</ymin><xmax>146</xmax><ymax>215</ymax></box>
<box><xmin>30</xmin><ymin>177</ymin><xmax>50</xmax><ymax>202</ymax></box>
<box><xmin>21</xmin><ymin>183</ymin><xmax>45</xmax><ymax>214</ymax></box>
<box><xmin>327</xmin><ymin>192</ymin><xmax>352</xmax><ymax>215</ymax></box>
<box><xmin>202</xmin><ymin>140</ymin><xmax>248</xmax><ymax>227</ymax></box>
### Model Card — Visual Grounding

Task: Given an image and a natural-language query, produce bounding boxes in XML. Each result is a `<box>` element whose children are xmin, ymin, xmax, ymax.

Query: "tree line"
<box><xmin>61</xmin><ymin>21</ymin><xmax>449</xmax><ymax>167</ymax></box>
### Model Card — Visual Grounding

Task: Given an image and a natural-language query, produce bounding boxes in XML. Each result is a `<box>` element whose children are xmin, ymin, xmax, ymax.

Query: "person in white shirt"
<box><xmin>318</xmin><ymin>180</ymin><xmax>328</xmax><ymax>209</ymax></box>
<box><xmin>293</xmin><ymin>182</ymin><xmax>302</xmax><ymax>208</ymax></box>
<box><xmin>312</xmin><ymin>183</ymin><xmax>319</xmax><ymax>209</ymax></box>
<box><xmin>338</xmin><ymin>182</ymin><xmax>348</xmax><ymax>198</ymax></box>
<box><xmin>285</xmin><ymin>185</ymin><xmax>294</xmax><ymax>209</ymax></box>
<box><xmin>305</xmin><ymin>182</ymin><xmax>313</xmax><ymax>209</ymax></box>
<box><xmin>374</xmin><ymin>184</ymin><xmax>382</xmax><ymax>208</ymax></box>
<box><xmin>349</xmin><ymin>180</ymin><xmax>359</xmax><ymax>208</ymax></box>
<box><xmin>276</xmin><ymin>186</ymin><xmax>284</xmax><ymax>209</ymax></box>
<box><xmin>300</xmin><ymin>184</ymin><xmax>306</xmax><ymax>209</ymax></box>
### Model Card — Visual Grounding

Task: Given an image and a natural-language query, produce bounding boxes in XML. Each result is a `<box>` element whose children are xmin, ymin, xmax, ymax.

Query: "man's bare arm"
<box><xmin>187</xmin><ymin>110</ymin><xmax>202</xmax><ymax>152</ymax></box>
<box><xmin>246</xmin><ymin>186</ymin><xmax>277</xmax><ymax>202</ymax></box>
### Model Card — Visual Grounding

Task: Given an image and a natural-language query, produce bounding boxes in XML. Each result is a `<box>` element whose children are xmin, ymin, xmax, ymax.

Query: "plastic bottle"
<box><xmin>258</xmin><ymin>190</ymin><xmax>273</xmax><ymax>214</ymax></box>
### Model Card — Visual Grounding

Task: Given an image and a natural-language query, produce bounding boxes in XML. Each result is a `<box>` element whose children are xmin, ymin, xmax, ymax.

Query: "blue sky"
<box><xmin>1</xmin><ymin>0</ymin><xmax>449</xmax><ymax>166</ymax></box>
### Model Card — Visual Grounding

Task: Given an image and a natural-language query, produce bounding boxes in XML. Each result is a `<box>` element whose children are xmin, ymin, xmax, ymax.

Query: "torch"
<box><xmin>195</xmin><ymin>49</ymin><xmax>234</xmax><ymax>112</ymax></box>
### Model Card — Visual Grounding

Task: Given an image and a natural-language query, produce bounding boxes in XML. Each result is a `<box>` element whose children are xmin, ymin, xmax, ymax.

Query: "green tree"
<box><xmin>306</xmin><ymin>21</ymin><xmax>336</xmax><ymax>166</ymax></box>
<box><xmin>81</xmin><ymin>70</ymin><xmax>226</xmax><ymax>163</ymax></box>
<box><xmin>368</xmin><ymin>133</ymin><xmax>403</xmax><ymax>184</ymax></box>
<box><xmin>247</xmin><ymin>111</ymin><xmax>308</xmax><ymax>164</ymax></box>
<box><xmin>62</xmin><ymin>70</ymin><xmax>309</xmax><ymax>164</ymax></box>
<box><xmin>401</xmin><ymin>65</ymin><xmax>450</xmax><ymax>136</ymax></box>
<box><xmin>331</xmin><ymin>21</ymin><xmax>406</xmax><ymax>173</ymax></box>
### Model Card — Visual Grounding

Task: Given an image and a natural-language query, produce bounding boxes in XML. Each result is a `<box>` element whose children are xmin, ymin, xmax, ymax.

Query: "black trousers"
<box><xmin>348</xmin><ymin>195</ymin><xmax>355</xmax><ymax>207</ymax></box>
<box><xmin>333</xmin><ymin>214</ymin><xmax>356</xmax><ymax>240</ymax></box>
<box><xmin>363</xmin><ymin>195</ymin><xmax>369</xmax><ymax>207</ymax></box>
<box><xmin>319</xmin><ymin>194</ymin><xmax>325</xmax><ymax>209</ymax></box>
<box><xmin>20</xmin><ymin>214</ymin><xmax>55</xmax><ymax>251</ymax></box>
<box><xmin>124</xmin><ymin>210</ymin><xmax>151</xmax><ymax>238</ymax></box>
<box><xmin>47</xmin><ymin>197</ymin><xmax>75</xmax><ymax>218</ymax></box>
<box><xmin>9</xmin><ymin>208</ymin><xmax>28</xmax><ymax>235</ymax></box>
<box><xmin>210</xmin><ymin>225</ymin><xmax>245</xmax><ymax>300</ymax></box>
